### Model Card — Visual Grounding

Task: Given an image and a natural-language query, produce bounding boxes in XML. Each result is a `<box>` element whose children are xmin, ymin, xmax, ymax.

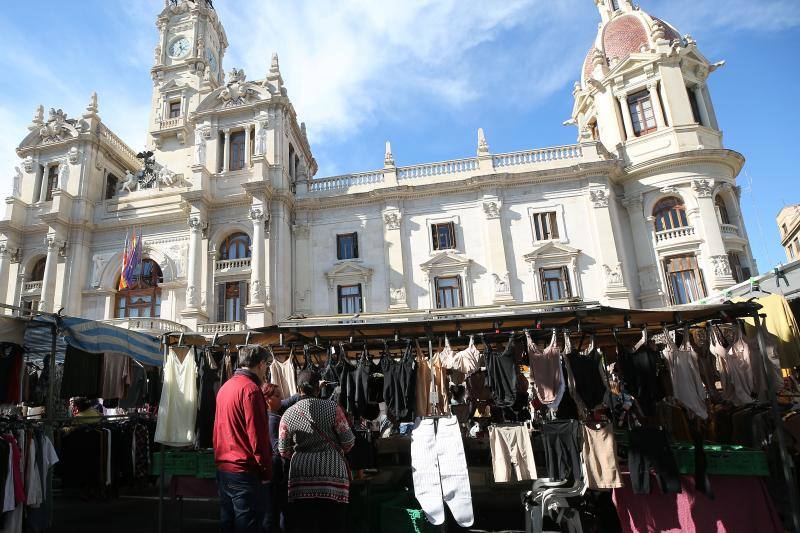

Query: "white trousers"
<box><xmin>410</xmin><ymin>416</ymin><xmax>474</xmax><ymax>527</ymax></box>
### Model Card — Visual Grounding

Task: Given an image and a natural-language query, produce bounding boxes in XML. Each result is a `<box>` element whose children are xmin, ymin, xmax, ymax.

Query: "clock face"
<box><xmin>168</xmin><ymin>37</ymin><xmax>191</xmax><ymax>59</ymax></box>
<box><xmin>168</xmin><ymin>0</ymin><xmax>180</xmax><ymax>6</ymax></box>
<box><xmin>206</xmin><ymin>49</ymin><xmax>218</xmax><ymax>73</ymax></box>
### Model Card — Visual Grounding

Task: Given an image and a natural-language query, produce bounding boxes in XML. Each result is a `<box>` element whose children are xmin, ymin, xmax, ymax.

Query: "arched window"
<box><xmin>115</xmin><ymin>258</ymin><xmax>163</xmax><ymax>318</ymax></box>
<box><xmin>653</xmin><ymin>197</ymin><xmax>689</xmax><ymax>232</ymax></box>
<box><xmin>714</xmin><ymin>195</ymin><xmax>731</xmax><ymax>225</ymax></box>
<box><xmin>29</xmin><ymin>258</ymin><xmax>46</xmax><ymax>282</ymax></box>
<box><xmin>219</xmin><ymin>232</ymin><xmax>251</xmax><ymax>260</ymax></box>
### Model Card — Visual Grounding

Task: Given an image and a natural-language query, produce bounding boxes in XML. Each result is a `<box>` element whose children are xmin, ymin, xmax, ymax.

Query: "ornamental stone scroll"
<box><xmin>589</xmin><ymin>188</ymin><xmax>609</xmax><ymax>208</ymax></box>
<box><xmin>383</xmin><ymin>211</ymin><xmax>401</xmax><ymax>231</ymax></box>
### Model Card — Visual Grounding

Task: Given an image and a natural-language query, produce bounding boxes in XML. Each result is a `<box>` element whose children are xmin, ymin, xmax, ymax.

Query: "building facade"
<box><xmin>0</xmin><ymin>0</ymin><xmax>756</xmax><ymax>334</ymax></box>
<box><xmin>778</xmin><ymin>205</ymin><xmax>800</xmax><ymax>262</ymax></box>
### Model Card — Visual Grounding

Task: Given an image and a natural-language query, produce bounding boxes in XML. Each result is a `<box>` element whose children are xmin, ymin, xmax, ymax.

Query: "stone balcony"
<box><xmin>102</xmin><ymin>317</ymin><xmax>189</xmax><ymax>334</ymax></box>
<box><xmin>300</xmin><ymin>142</ymin><xmax>607</xmax><ymax>197</ymax></box>
<box><xmin>720</xmin><ymin>223</ymin><xmax>740</xmax><ymax>238</ymax></box>
<box><xmin>151</xmin><ymin>116</ymin><xmax>188</xmax><ymax>146</ymax></box>
<box><xmin>654</xmin><ymin>226</ymin><xmax>699</xmax><ymax>250</ymax></box>
<box><xmin>214</xmin><ymin>257</ymin><xmax>251</xmax><ymax>276</ymax></box>
<box><xmin>197</xmin><ymin>321</ymin><xmax>247</xmax><ymax>334</ymax></box>
<box><xmin>23</xmin><ymin>281</ymin><xmax>42</xmax><ymax>293</ymax></box>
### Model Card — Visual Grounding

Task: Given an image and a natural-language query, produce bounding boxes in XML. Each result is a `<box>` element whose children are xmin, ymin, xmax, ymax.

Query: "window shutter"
<box><xmin>431</xmin><ymin>225</ymin><xmax>438</xmax><ymax>250</ymax></box>
<box><xmin>357</xmin><ymin>283</ymin><xmax>364</xmax><ymax>313</ymax></box>
<box><xmin>216</xmin><ymin>284</ymin><xmax>225</xmax><ymax>322</ymax></box>
<box><xmin>448</xmin><ymin>222</ymin><xmax>456</xmax><ymax>248</ymax></box>
<box><xmin>337</xmin><ymin>285</ymin><xmax>343</xmax><ymax>314</ymax></box>
<box><xmin>239</xmin><ymin>281</ymin><xmax>248</xmax><ymax>322</ymax></box>
<box><xmin>353</xmin><ymin>233</ymin><xmax>359</xmax><ymax>259</ymax></box>
<box><xmin>562</xmin><ymin>266</ymin><xmax>572</xmax><ymax>298</ymax></box>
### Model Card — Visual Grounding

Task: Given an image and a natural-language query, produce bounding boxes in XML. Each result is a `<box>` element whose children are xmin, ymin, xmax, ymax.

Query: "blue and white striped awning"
<box><xmin>30</xmin><ymin>315</ymin><xmax>163</xmax><ymax>366</ymax></box>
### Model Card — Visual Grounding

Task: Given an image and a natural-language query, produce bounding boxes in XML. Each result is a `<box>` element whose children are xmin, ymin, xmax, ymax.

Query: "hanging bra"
<box><xmin>440</xmin><ymin>336</ymin><xmax>481</xmax><ymax>376</ymax></box>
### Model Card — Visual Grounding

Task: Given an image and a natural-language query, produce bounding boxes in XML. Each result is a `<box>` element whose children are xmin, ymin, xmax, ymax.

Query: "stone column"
<box><xmin>648</xmin><ymin>82</ymin><xmax>666</xmax><ymax>128</ymax></box>
<box><xmin>693</xmin><ymin>84</ymin><xmax>711</xmax><ymax>128</ymax></box>
<box><xmin>617</xmin><ymin>95</ymin><xmax>635</xmax><ymax>140</ymax></box>
<box><xmin>588</xmin><ymin>187</ymin><xmax>633</xmax><ymax>307</ymax></box>
<box><xmin>39</xmin><ymin>163</ymin><xmax>50</xmax><ymax>203</ymax></box>
<box><xmin>244</xmin><ymin>125</ymin><xmax>252</xmax><ymax>168</ymax></box>
<box><xmin>382</xmin><ymin>208</ymin><xmax>408</xmax><ymax>309</ymax></box>
<box><xmin>248</xmin><ymin>206</ymin><xmax>266</xmax><ymax>305</ymax></box>
<box><xmin>622</xmin><ymin>194</ymin><xmax>665</xmax><ymax>308</ymax></box>
<box><xmin>692</xmin><ymin>179</ymin><xmax>735</xmax><ymax>291</ymax></box>
<box><xmin>480</xmin><ymin>197</ymin><xmax>514</xmax><ymax>304</ymax></box>
<box><xmin>185</xmin><ymin>214</ymin><xmax>207</xmax><ymax>310</ymax></box>
<box><xmin>39</xmin><ymin>235</ymin><xmax>62</xmax><ymax>313</ymax></box>
<box><xmin>222</xmin><ymin>129</ymin><xmax>231</xmax><ymax>172</ymax></box>
<box><xmin>293</xmin><ymin>222</ymin><xmax>311</xmax><ymax>315</ymax></box>
<box><xmin>0</xmin><ymin>244</ymin><xmax>11</xmax><ymax>311</ymax></box>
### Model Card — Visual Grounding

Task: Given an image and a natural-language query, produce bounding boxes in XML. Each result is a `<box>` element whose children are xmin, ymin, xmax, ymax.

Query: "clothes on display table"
<box><xmin>278</xmin><ymin>397</ymin><xmax>355</xmax><ymax>503</ymax></box>
<box><xmin>488</xmin><ymin>424</ymin><xmax>537</xmax><ymax>482</ymax></box>
<box><xmin>662</xmin><ymin>327</ymin><xmax>708</xmax><ymax>420</ymax></box>
<box><xmin>410</xmin><ymin>416</ymin><xmax>474</xmax><ymax>527</ymax></box>
<box><xmin>155</xmin><ymin>346</ymin><xmax>198</xmax><ymax>446</ymax></box>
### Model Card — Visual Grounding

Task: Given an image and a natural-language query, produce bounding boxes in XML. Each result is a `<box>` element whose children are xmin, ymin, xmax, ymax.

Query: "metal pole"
<box><xmin>158</xmin><ymin>335</ymin><xmax>168</xmax><ymax>533</ymax></box>
<box><xmin>753</xmin><ymin>313</ymin><xmax>800</xmax><ymax>532</ymax></box>
<box><xmin>45</xmin><ymin>322</ymin><xmax>57</xmax><ymax>526</ymax></box>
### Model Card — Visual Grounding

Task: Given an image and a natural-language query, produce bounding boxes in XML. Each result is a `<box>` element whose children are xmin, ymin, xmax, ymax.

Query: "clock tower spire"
<box><xmin>149</xmin><ymin>0</ymin><xmax>228</xmax><ymax>154</ymax></box>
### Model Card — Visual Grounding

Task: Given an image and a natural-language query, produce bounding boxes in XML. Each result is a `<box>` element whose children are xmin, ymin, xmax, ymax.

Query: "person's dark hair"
<box><xmin>238</xmin><ymin>345</ymin><xmax>268</xmax><ymax>369</ymax></box>
<box><xmin>74</xmin><ymin>397</ymin><xmax>95</xmax><ymax>412</ymax></box>
<box><xmin>297</xmin><ymin>370</ymin><xmax>320</xmax><ymax>397</ymax></box>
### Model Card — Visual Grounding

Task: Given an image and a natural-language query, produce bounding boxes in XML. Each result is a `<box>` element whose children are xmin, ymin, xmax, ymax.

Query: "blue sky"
<box><xmin>0</xmin><ymin>0</ymin><xmax>798</xmax><ymax>272</ymax></box>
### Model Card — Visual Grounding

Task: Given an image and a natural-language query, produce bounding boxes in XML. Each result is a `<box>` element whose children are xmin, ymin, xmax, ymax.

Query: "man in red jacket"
<box><xmin>214</xmin><ymin>345</ymin><xmax>272</xmax><ymax>533</ymax></box>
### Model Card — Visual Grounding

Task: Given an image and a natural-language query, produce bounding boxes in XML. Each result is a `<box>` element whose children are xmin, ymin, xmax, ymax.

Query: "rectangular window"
<box><xmin>105</xmin><ymin>174</ymin><xmax>118</xmax><ymax>200</ymax></box>
<box><xmin>337</xmin><ymin>284</ymin><xmax>363</xmax><ymax>314</ymax></box>
<box><xmin>540</xmin><ymin>267</ymin><xmax>572</xmax><ymax>301</ymax></box>
<box><xmin>532</xmin><ymin>211</ymin><xmax>560</xmax><ymax>241</ymax></box>
<box><xmin>217</xmin><ymin>281</ymin><xmax>248</xmax><ymax>322</ymax></box>
<box><xmin>431</xmin><ymin>222</ymin><xmax>456</xmax><ymax>251</ymax></box>
<box><xmin>21</xmin><ymin>299</ymin><xmax>40</xmax><ymax>316</ymax></box>
<box><xmin>790</xmin><ymin>245</ymin><xmax>796</xmax><ymax>260</ymax></box>
<box><xmin>288</xmin><ymin>144</ymin><xmax>296</xmax><ymax>181</ymax></box>
<box><xmin>229</xmin><ymin>131</ymin><xmax>246</xmax><ymax>171</ymax></box>
<box><xmin>434</xmin><ymin>276</ymin><xmax>463</xmax><ymax>309</ymax></box>
<box><xmin>664</xmin><ymin>255</ymin><xmax>706</xmax><ymax>305</ymax></box>
<box><xmin>628</xmin><ymin>90</ymin><xmax>658</xmax><ymax>136</ymax></box>
<box><xmin>336</xmin><ymin>233</ymin><xmax>359</xmax><ymax>260</ymax></box>
<box><xmin>610</xmin><ymin>0</ymin><xmax>620</xmax><ymax>10</ymax></box>
<box><xmin>168</xmin><ymin>101</ymin><xmax>181</xmax><ymax>118</ymax></box>
<box><xmin>45</xmin><ymin>166</ymin><xmax>58</xmax><ymax>201</ymax></box>
<box><xmin>728</xmin><ymin>252</ymin><xmax>750</xmax><ymax>284</ymax></box>
<box><xmin>687</xmin><ymin>87</ymin><xmax>701</xmax><ymax>124</ymax></box>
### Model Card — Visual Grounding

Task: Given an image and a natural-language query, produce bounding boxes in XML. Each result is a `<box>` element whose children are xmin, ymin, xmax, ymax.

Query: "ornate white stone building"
<box><xmin>0</xmin><ymin>0</ymin><xmax>756</xmax><ymax>333</ymax></box>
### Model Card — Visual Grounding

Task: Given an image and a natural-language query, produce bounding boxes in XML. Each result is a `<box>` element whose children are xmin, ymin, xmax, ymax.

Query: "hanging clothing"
<box><xmin>270</xmin><ymin>353</ymin><xmax>297</xmax><ymax>400</ymax></box>
<box><xmin>486</xmin><ymin>335</ymin><xmax>518</xmax><ymax>408</ymax></box>
<box><xmin>101</xmin><ymin>353</ymin><xmax>132</xmax><ymax>400</ymax></box>
<box><xmin>627</xmin><ymin>427</ymin><xmax>681</xmax><ymax>495</ymax></box>
<box><xmin>488</xmin><ymin>424</ymin><xmax>537</xmax><ymax>482</ymax></box>
<box><xmin>617</xmin><ymin>334</ymin><xmax>667</xmax><ymax>417</ymax></box>
<box><xmin>541</xmin><ymin>419</ymin><xmax>582</xmax><ymax>481</ymax></box>
<box><xmin>441</xmin><ymin>336</ymin><xmax>481</xmax><ymax>375</ymax></box>
<box><xmin>196</xmin><ymin>350</ymin><xmax>220</xmax><ymax>449</ymax></box>
<box><xmin>662</xmin><ymin>328</ymin><xmax>708</xmax><ymax>420</ymax></box>
<box><xmin>278</xmin><ymin>398</ymin><xmax>355</xmax><ymax>503</ymax></box>
<box><xmin>60</xmin><ymin>345</ymin><xmax>103</xmax><ymax>399</ymax></box>
<box><xmin>738</xmin><ymin>293</ymin><xmax>800</xmax><ymax>368</ymax></box>
<box><xmin>582</xmin><ymin>424</ymin><xmax>622</xmax><ymax>489</ymax></box>
<box><xmin>416</xmin><ymin>342</ymin><xmax>450</xmax><ymax>418</ymax></box>
<box><xmin>564</xmin><ymin>343</ymin><xmax>607</xmax><ymax>415</ymax></box>
<box><xmin>410</xmin><ymin>416</ymin><xmax>474</xmax><ymax>527</ymax></box>
<box><xmin>528</xmin><ymin>330</ymin><xmax>562</xmax><ymax>405</ymax></box>
<box><xmin>381</xmin><ymin>344</ymin><xmax>416</xmax><ymax>422</ymax></box>
<box><xmin>726</xmin><ymin>324</ymin><xmax>756</xmax><ymax>405</ymax></box>
<box><xmin>154</xmin><ymin>346</ymin><xmax>198</xmax><ymax>446</ymax></box>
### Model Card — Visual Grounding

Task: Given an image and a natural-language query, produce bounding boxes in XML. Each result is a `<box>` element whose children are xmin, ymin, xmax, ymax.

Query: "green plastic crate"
<box><xmin>151</xmin><ymin>451</ymin><xmax>199</xmax><ymax>476</ymax></box>
<box><xmin>196</xmin><ymin>451</ymin><xmax>216</xmax><ymax>479</ymax></box>
<box><xmin>671</xmin><ymin>444</ymin><xmax>769</xmax><ymax>476</ymax></box>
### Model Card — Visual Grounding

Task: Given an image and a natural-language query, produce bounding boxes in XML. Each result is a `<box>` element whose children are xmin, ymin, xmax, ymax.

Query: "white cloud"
<box><xmin>651</xmin><ymin>0</ymin><xmax>800</xmax><ymax>34</ymax></box>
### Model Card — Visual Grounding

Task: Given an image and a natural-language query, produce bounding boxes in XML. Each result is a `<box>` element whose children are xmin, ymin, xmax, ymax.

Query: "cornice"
<box><xmin>622</xmin><ymin>149</ymin><xmax>745</xmax><ymax>180</ymax></box>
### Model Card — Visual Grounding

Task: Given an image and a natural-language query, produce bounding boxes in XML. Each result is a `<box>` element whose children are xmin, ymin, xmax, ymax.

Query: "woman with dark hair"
<box><xmin>278</xmin><ymin>370</ymin><xmax>355</xmax><ymax>533</ymax></box>
<box><xmin>261</xmin><ymin>383</ymin><xmax>299</xmax><ymax>533</ymax></box>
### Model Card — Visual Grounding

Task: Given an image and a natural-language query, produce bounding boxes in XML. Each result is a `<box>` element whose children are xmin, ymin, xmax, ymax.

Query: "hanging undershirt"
<box><xmin>155</xmin><ymin>347</ymin><xmax>199</xmax><ymax>446</ymax></box>
<box><xmin>270</xmin><ymin>354</ymin><xmax>297</xmax><ymax>400</ymax></box>
<box><xmin>416</xmin><ymin>342</ymin><xmax>450</xmax><ymax>418</ymax></box>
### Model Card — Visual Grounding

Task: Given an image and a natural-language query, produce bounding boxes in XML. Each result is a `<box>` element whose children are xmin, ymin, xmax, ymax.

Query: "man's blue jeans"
<box><xmin>217</xmin><ymin>470</ymin><xmax>267</xmax><ymax>533</ymax></box>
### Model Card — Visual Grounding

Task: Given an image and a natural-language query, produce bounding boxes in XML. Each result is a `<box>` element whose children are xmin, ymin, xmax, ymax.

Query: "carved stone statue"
<box><xmin>157</xmin><ymin>165</ymin><xmax>177</xmax><ymax>186</ymax></box>
<box><xmin>217</xmin><ymin>68</ymin><xmax>258</xmax><ymax>108</ymax></box>
<box><xmin>493</xmin><ymin>273</ymin><xmax>510</xmax><ymax>294</ymax></box>
<box><xmin>194</xmin><ymin>128</ymin><xmax>207</xmax><ymax>165</ymax></box>
<box><xmin>12</xmin><ymin>167</ymin><xmax>22</xmax><ymax>197</ymax></box>
<box><xmin>57</xmin><ymin>162</ymin><xmax>69</xmax><ymax>190</ymax></box>
<box><xmin>255</xmin><ymin>124</ymin><xmax>267</xmax><ymax>156</ymax></box>
<box><xmin>121</xmin><ymin>170</ymin><xmax>138</xmax><ymax>193</ymax></box>
<box><xmin>604</xmin><ymin>263</ymin><xmax>624</xmax><ymax>286</ymax></box>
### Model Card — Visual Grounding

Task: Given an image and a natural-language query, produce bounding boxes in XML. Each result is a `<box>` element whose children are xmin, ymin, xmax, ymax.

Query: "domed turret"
<box><xmin>570</xmin><ymin>0</ymin><xmax>724</xmax><ymax>164</ymax></box>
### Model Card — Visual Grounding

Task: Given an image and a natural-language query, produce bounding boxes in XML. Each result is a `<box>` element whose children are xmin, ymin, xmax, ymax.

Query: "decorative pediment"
<box><xmin>324</xmin><ymin>260</ymin><xmax>373</xmax><ymax>290</ymax></box>
<box><xmin>18</xmin><ymin>107</ymin><xmax>83</xmax><ymax>150</ymax></box>
<box><xmin>523</xmin><ymin>242</ymin><xmax>581</xmax><ymax>263</ymax></box>
<box><xmin>195</xmin><ymin>68</ymin><xmax>268</xmax><ymax>112</ymax></box>
<box><xmin>420</xmin><ymin>251</ymin><xmax>472</xmax><ymax>273</ymax></box>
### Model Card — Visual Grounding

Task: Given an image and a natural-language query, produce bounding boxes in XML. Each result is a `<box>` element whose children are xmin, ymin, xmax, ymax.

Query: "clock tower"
<box><xmin>148</xmin><ymin>0</ymin><xmax>228</xmax><ymax>159</ymax></box>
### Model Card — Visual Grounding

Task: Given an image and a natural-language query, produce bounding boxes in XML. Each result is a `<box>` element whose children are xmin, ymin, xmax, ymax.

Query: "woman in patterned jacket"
<box><xmin>278</xmin><ymin>370</ymin><xmax>355</xmax><ymax>533</ymax></box>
